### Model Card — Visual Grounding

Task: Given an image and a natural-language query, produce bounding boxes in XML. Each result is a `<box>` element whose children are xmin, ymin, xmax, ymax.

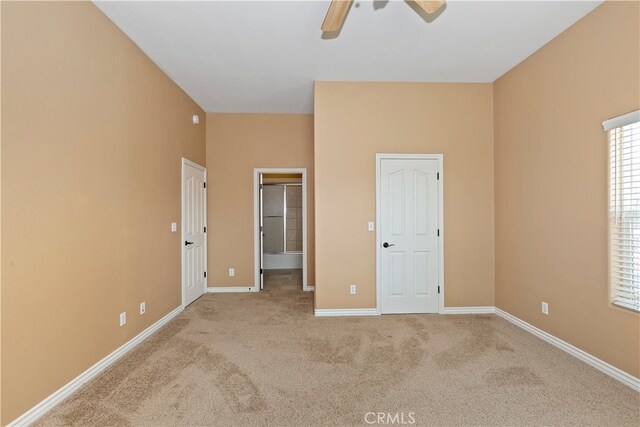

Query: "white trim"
<box><xmin>375</xmin><ymin>155</ymin><xmax>382</xmax><ymax>315</ymax></box>
<box><xmin>7</xmin><ymin>306</ymin><xmax>184</xmax><ymax>427</ymax></box>
<box><xmin>495</xmin><ymin>308</ymin><xmax>640</xmax><ymax>392</ymax></box>
<box><xmin>314</xmin><ymin>308</ymin><xmax>379</xmax><ymax>317</ymax></box>
<box><xmin>375</xmin><ymin>153</ymin><xmax>445</xmax><ymax>315</ymax></box>
<box><xmin>181</xmin><ymin>158</ymin><xmax>208</xmax><ymax>308</ymax></box>
<box><xmin>254</xmin><ymin>168</ymin><xmax>309</xmax><ymax>292</ymax></box>
<box><xmin>442</xmin><ymin>306</ymin><xmax>496</xmax><ymax>314</ymax></box>
<box><xmin>306</xmin><ymin>285</ymin><xmax>315</xmax><ymax>291</ymax></box>
<box><xmin>207</xmin><ymin>286</ymin><xmax>257</xmax><ymax>293</ymax></box>
<box><xmin>602</xmin><ymin>110</ymin><xmax>640</xmax><ymax>131</ymax></box>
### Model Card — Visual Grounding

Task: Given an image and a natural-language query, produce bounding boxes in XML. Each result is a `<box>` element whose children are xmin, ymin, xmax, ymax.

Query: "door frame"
<box><xmin>375</xmin><ymin>153</ymin><xmax>444</xmax><ymax>315</ymax></box>
<box><xmin>253</xmin><ymin>168</ymin><xmax>310</xmax><ymax>292</ymax></box>
<box><xmin>181</xmin><ymin>157</ymin><xmax>208</xmax><ymax>308</ymax></box>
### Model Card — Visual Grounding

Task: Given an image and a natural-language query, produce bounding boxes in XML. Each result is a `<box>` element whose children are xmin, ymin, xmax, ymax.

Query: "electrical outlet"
<box><xmin>140</xmin><ymin>302</ymin><xmax>146</xmax><ymax>315</ymax></box>
<box><xmin>170</xmin><ymin>222</ymin><xmax>177</xmax><ymax>232</ymax></box>
<box><xmin>541</xmin><ymin>302</ymin><xmax>549</xmax><ymax>315</ymax></box>
<box><xmin>350</xmin><ymin>284</ymin><xmax>357</xmax><ymax>295</ymax></box>
<box><xmin>229</xmin><ymin>268</ymin><xmax>235</xmax><ymax>277</ymax></box>
<box><xmin>119</xmin><ymin>312</ymin><xmax>127</xmax><ymax>326</ymax></box>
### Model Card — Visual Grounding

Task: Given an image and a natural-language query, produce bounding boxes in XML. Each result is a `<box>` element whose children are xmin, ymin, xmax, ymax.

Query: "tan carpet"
<box><xmin>38</xmin><ymin>270</ymin><xmax>639</xmax><ymax>426</ymax></box>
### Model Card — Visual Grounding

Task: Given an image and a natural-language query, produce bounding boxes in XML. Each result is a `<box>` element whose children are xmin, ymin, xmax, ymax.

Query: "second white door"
<box><xmin>379</xmin><ymin>157</ymin><xmax>440</xmax><ymax>314</ymax></box>
<box><xmin>183</xmin><ymin>159</ymin><xmax>207</xmax><ymax>307</ymax></box>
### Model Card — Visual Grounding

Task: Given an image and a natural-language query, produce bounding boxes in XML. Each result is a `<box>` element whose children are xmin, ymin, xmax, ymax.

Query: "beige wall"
<box><xmin>314</xmin><ymin>82</ymin><xmax>495</xmax><ymax>309</ymax></box>
<box><xmin>206</xmin><ymin>114</ymin><xmax>315</xmax><ymax>287</ymax></box>
<box><xmin>1</xmin><ymin>2</ymin><xmax>205</xmax><ymax>423</ymax></box>
<box><xmin>494</xmin><ymin>1</ymin><xmax>640</xmax><ymax>377</ymax></box>
<box><xmin>0</xmin><ymin>1</ymin><xmax>4</xmax><ymax>418</ymax></box>
<box><xmin>0</xmin><ymin>1</ymin><xmax>4</xmax><ymax>419</ymax></box>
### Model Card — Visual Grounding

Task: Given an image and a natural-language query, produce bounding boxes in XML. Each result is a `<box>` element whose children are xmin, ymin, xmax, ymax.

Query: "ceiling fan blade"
<box><xmin>322</xmin><ymin>0</ymin><xmax>353</xmax><ymax>33</ymax></box>
<box><xmin>413</xmin><ymin>0</ymin><xmax>446</xmax><ymax>14</ymax></box>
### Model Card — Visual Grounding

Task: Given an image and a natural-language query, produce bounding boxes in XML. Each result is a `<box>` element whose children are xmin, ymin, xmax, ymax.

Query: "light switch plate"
<box><xmin>171</xmin><ymin>222</ymin><xmax>177</xmax><ymax>232</ymax></box>
<box><xmin>119</xmin><ymin>312</ymin><xmax>127</xmax><ymax>327</ymax></box>
<box><xmin>368</xmin><ymin>221</ymin><xmax>374</xmax><ymax>231</ymax></box>
<box><xmin>541</xmin><ymin>302</ymin><xmax>549</xmax><ymax>315</ymax></box>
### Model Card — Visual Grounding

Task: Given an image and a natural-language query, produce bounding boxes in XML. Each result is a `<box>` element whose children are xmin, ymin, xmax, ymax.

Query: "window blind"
<box><xmin>607</xmin><ymin>111</ymin><xmax>640</xmax><ymax>312</ymax></box>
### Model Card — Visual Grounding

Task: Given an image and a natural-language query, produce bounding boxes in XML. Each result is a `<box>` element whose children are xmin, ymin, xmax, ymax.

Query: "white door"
<box><xmin>182</xmin><ymin>160</ymin><xmax>207</xmax><ymax>306</ymax></box>
<box><xmin>379</xmin><ymin>158</ymin><xmax>440</xmax><ymax>314</ymax></box>
<box><xmin>259</xmin><ymin>174</ymin><xmax>264</xmax><ymax>290</ymax></box>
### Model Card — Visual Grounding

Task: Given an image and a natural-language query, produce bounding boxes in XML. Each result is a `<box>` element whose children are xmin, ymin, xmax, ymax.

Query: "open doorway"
<box><xmin>254</xmin><ymin>168</ymin><xmax>310</xmax><ymax>292</ymax></box>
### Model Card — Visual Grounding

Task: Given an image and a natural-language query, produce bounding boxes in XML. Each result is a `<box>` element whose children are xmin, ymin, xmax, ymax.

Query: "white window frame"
<box><xmin>603</xmin><ymin>110</ymin><xmax>640</xmax><ymax>312</ymax></box>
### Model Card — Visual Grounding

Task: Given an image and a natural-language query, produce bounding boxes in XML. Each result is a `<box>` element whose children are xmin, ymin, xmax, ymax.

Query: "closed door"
<box><xmin>380</xmin><ymin>158</ymin><xmax>440</xmax><ymax>314</ymax></box>
<box><xmin>259</xmin><ymin>174</ymin><xmax>264</xmax><ymax>290</ymax></box>
<box><xmin>182</xmin><ymin>160</ymin><xmax>207</xmax><ymax>306</ymax></box>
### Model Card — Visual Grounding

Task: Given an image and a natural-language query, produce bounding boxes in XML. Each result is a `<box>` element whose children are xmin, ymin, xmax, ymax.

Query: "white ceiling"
<box><xmin>94</xmin><ymin>0</ymin><xmax>601</xmax><ymax>113</ymax></box>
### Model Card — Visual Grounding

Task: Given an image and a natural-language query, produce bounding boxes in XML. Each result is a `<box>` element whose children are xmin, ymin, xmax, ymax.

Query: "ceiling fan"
<box><xmin>322</xmin><ymin>0</ymin><xmax>446</xmax><ymax>33</ymax></box>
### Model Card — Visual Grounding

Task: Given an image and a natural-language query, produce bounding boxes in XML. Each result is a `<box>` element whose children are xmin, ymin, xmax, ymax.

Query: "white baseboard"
<box><xmin>495</xmin><ymin>308</ymin><xmax>640</xmax><ymax>392</ymax></box>
<box><xmin>304</xmin><ymin>285</ymin><xmax>315</xmax><ymax>291</ymax></box>
<box><xmin>442</xmin><ymin>306</ymin><xmax>496</xmax><ymax>314</ymax></box>
<box><xmin>207</xmin><ymin>286</ymin><xmax>256</xmax><ymax>293</ymax></box>
<box><xmin>314</xmin><ymin>308</ymin><xmax>379</xmax><ymax>317</ymax></box>
<box><xmin>8</xmin><ymin>305</ymin><xmax>184</xmax><ymax>426</ymax></box>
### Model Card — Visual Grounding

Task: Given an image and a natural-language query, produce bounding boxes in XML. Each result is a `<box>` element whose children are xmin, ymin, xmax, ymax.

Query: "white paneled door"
<box><xmin>182</xmin><ymin>159</ymin><xmax>207</xmax><ymax>307</ymax></box>
<box><xmin>259</xmin><ymin>173</ymin><xmax>264</xmax><ymax>290</ymax></box>
<box><xmin>379</xmin><ymin>157</ymin><xmax>441</xmax><ymax>314</ymax></box>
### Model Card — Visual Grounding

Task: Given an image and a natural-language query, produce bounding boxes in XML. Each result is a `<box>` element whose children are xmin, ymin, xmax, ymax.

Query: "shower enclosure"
<box><xmin>262</xmin><ymin>183</ymin><xmax>303</xmax><ymax>269</ymax></box>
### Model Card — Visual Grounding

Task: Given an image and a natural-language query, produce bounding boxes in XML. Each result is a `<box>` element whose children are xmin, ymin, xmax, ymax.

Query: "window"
<box><xmin>604</xmin><ymin>110</ymin><xmax>640</xmax><ymax>312</ymax></box>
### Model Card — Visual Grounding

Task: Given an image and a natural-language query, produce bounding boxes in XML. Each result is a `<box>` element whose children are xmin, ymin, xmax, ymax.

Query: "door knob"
<box><xmin>382</xmin><ymin>242</ymin><xmax>395</xmax><ymax>248</ymax></box>
<box><xmin>185</xmin><ymin>241</ymin><xmax>194</xmax><ymax>246</ymax></box>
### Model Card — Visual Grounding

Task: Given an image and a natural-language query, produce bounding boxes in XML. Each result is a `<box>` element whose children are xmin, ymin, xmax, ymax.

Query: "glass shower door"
<box><xmin>262</xmin><ymin>185</ymin><xmax>284</xmax><ymax>253</ymax></box>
